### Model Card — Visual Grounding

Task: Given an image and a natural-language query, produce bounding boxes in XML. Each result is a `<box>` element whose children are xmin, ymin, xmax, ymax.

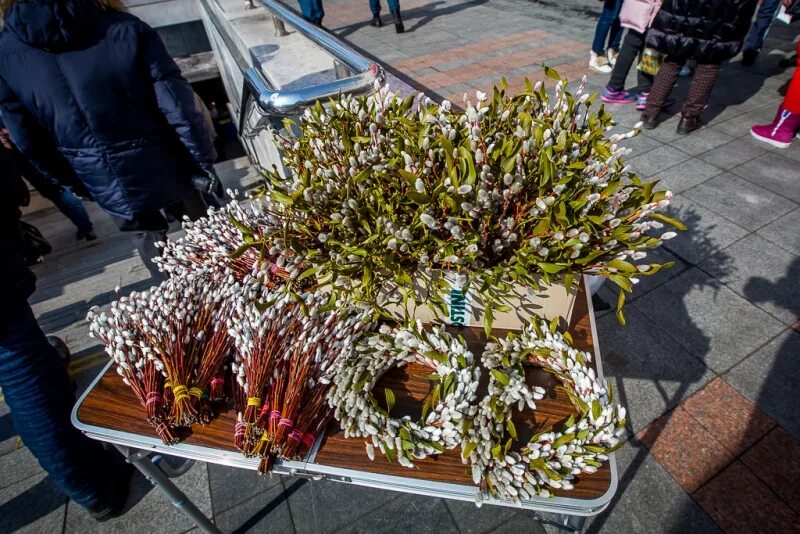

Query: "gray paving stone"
<box><xmin>286</xmin><ymin>479</ymin><xmax>399</xmax><ymax>533</ymax></box>
<box><xmin>700</xmin><ymin>234</ymin><xmax>800</xmax><ymax>326</ymax></box>
<box><xmin>635</xmin><ymin>245</ymin><xmax>691</xmax><ymax>296</ymax></box>
<box><xmin>619</xmin><ymin>130</ymin><xmax>663</xmax><ymax>156</ymax></box>
<box><xmin>733</xmin><ymin>152</ymin><xmax>800</xmax><ymax>203</ymax></box>
<box><xmin>208</xmin><ymin>462</ymin><xmax>282</xmax><ymax>515</ymax></box>
<box><xmin>635</xmin><ymin>268</ymin><xmax>787</xmax><ymax>374</ymax></box>
<box><xmin>0</xmin><ymin>403</ymin><xmax>18</xmax><ymax>458</ymax></box>
<box><xmin>65</xmin><ymin>462</ymin><xmax>213</xmax><ymax>534</ymax></box>
<box><xmin>756</xmin><ymin>207</ymin><xmax>800</xmax><ymax>256</ymax></box>
<box><xmin>214</xmin><ymin>480</ymin><xmax>294</xmax><ymax>533</ymax></box>
<box><xmin>669</xmin><ymin>129</ymin><xmax>735</xmax><ymax>157</ymax></box>
<box><xmin>709</xmin><ymin>115</ymin><xmax>751</xmax><ymax>138</ymax></box>
<box><xmin>338</xmin><ymin>492</ymin><xmax>458</xmax><ymax>533</ymax></box>
<box><xmin>584</xmin><ymin>441</ymin><xmax>721</xmax><ymax>534</ymax></box>
<box><xmin>686</xmin><ymin>173</ymin><xmax>797</xmax><ymax>231</ymax></box>
<box><xmin>596</xmin><ymin>305</ymin><xmax>714</xmax><ymax>432</ymax></box>
<box><xmin>638</xmin><ymin>116</ymin><xmax>685</xmax><ymax>143</ymax></box>
<box><xmin>650</xmin><ymin>157</ymin><xmax>722</xmax><ymax>194</ymax></box>
<box><xmin>627</xmin><ymin>145</ymin><xmax>690</xmax><ymax>179</ymax></box>
<box><xmin>487</xmin><ymin>511</ymin><xmax>547</xmax><ymax>533</ymax></box>
<box><xmin>725</xmin><ymin>329</ymin><xmax>800</xmax><ymax>439</ymax></box>
<box><xmin>660</xmin><ymin>195</ymin><xmax>749</xmax><ymax>265</ymax></box>
<box><xmin>445</xmin><ymin>498</ymin><xmax>517</xmax><ymax>534</ymax></box>
<box><xmin>0</xmin><ymin>447</ymin><xmax>43</xmax><ymax>491</ymax></box>
<box><xmin>697</xmin><ymin>137</ymin><xmax>768</xmax><ymax>170</ymax></box>
<box><xmin>0</xmin><ymin>473</ymin><xmax>67</xmax><ymax>534</ymax></box>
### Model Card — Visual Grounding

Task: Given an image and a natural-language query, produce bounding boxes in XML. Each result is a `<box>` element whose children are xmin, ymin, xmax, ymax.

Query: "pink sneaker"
<box><xmin>750</xmin><ymin>108</ymin><xmax>800</xmax><ymax>148</ymax></box>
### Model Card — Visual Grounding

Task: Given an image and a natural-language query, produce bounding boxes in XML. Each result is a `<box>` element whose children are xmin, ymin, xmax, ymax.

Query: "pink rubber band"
<box><xmin>269</xmin><ymin>410</ymin><xmax>281</xmax><ymax>421</ymax></box>
<box><xmin>288</xmin><ymin>429</ymin><xmax>304</xmax><ymax>442</ymax></box>
<box><xmin>278</xmin><ymin>418</ymin><xmax>293</xmax><ymax>428</ymax></box>
<box><xmin>146</xmin><ymin>392</ymin><xmax>163</xmax><ymax>405</ymax></box>
<box><xmin>234</xmin><ymin>422</ymin><xmax>246</xmax><ymax>437</ymax></box>
<box><xmin>211</xmin><ymin>377</ymin><xmax>225</xmax><ymax>386</ymax></box>
<box><xmin>301</xmin><ymin>433</ymin><xmax>316</xmax><ymax>447</ymax></box>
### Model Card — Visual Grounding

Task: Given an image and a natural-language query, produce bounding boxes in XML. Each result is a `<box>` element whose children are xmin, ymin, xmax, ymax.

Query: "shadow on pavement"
<box><xmin>587</xmin><ymin>207</ymin><xmax>733</xmax><ymax>533</ymax></box>
<box><xmin>231</xmin><ymin>478</ymin><xmax>308</xmax><ymax>534</ymax></box>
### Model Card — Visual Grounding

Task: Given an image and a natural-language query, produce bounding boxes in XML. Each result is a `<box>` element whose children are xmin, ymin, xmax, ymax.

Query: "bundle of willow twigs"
<box><xmin>88</xmin><ymin>289</ymin><xmax>178</xmax><ymax>444</ymax></box>
<box><xmin>88</xmin><ymin>270</ymin><xmax>240</xmax><ymax>438</ymax></box>
<box><xmin>228</xmin><ymin>281</ymin><xmax>373</xmax><ymax>472</ymax></box>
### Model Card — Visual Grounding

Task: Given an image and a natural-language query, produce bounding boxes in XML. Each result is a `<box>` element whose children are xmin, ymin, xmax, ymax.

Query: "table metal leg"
<box><xmin>114</xmin><ymin>445</ymin><xmax>221</xmax><ymax>534</ymax></box>
<box><xmin>526</xmin><ymin>511</ymin><xmax>586</xmax><ymax>533</ymax></box>
<box><xmin>552</xmin><ymin>513</ymin><xmax>586</xmax><ymax>533</ymax></box>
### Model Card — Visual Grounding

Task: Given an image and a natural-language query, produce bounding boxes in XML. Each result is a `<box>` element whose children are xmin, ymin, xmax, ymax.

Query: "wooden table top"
<box><xmin>75</xmin><ymin>281</ymin><xmax>612</xmax><ymax>503</ymax></box>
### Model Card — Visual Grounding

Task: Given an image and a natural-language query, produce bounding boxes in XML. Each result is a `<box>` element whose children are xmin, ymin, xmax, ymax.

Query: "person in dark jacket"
<box><xmin>1</xmin><ymin>122</ymin><xmax>97</xmax><ymax>241</ymax></box>
<box><xmin>1</xmin><ymin>144</ymin><xmax>133</xmax><ymax>521</ymax></box>
<box><xmin>0</xmin><ymin>0</ymin><xmax>218</xmax><ymax>281</ymax></box>
<box><xmin>641</xmin><ymin>0</ymin><xmax>759</xmax><ymax>134</ymax></box>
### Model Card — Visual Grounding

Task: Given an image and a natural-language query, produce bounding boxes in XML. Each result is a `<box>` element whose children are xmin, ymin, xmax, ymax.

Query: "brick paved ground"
<box><xmin>2</xmin><ymin>0</ymin><xmax>799</xmax><ymax>532</ymax></box>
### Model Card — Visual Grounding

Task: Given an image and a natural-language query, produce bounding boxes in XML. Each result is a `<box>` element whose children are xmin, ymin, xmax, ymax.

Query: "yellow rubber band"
<box><xmin>260</xmin><ymin>432</ymin><xmax>271</xmax><ymax>442</ymax></box>
<box><xmin>189</xmin><ymin>387</ymin><xmax>204</xmax><ymax>398</ymax></box>
<box><xmin>173</xmin><ymin>384</ymin><xmax>190</xmax><ymax>403</ymax></box>
<box><xmin>247</xmin><ymin>396</ymin><xmax>262</xmax><ymax>407</ymax></box>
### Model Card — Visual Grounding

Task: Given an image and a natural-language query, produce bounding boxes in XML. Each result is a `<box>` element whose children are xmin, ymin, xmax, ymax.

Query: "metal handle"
<box><xmin>242</xmin><ymin>0</ymin><xmax>385</xmax><ymax>116</ymax></box>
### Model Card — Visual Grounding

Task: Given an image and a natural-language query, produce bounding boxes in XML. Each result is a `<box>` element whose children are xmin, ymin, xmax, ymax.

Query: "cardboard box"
<box><xmin>381</xmin><ymin>271</ymin><xmax>579</xmax><ymax>330</ymax></box>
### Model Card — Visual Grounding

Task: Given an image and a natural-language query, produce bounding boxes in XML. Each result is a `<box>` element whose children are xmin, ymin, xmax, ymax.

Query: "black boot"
<box><xmin>370</xmin><ymin>13</ymin><xmax>382</xmax><ymax>27</ymax></box>
<box><xmin>391</xmin><ymin>9</ymin><xmax>404</xmax><ymax>33</ymax></box>
<box><xmin>677</xmin><ymin>116</ymin><xmax>703</xmax><ymax>135</ymax></box>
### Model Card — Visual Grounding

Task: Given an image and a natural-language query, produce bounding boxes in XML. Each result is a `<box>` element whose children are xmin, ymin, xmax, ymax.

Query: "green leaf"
<box><xmin>271</xmin><ymin>191</ymin><xmax>294</xmax><ymax>206</ymax></box>
<box><xmin>552</xmin><ymin>433</ymin><xmax>575</xmax><ymax>449</ymax></box>
<box><xmin>649</xmin><ymin>212</ymin><xmax>687</xmax><ymax>231</ymax></box>
<box><xmin>491</xmin><ymin>443</ymin><xmax>503</xmax><ymax>460</ymax></box>
<box><xmin>615</xmin><ymin>290</ymin><xmax>626</xmax><ymax>325</ymax></box>
<box><xmin>230</xmin><ymin>243</ymin><xmax>255</xmax><ymax>259</ymax></box>
<box><xmin>384</xmin><ymin>388</ymin><xmax>395</xmax><ymax>412</ymax></box>
<box><xmin>490</xmin><ymin>369</ymin><xmax>511</xmax><ymax>386</ymax></box>
<box><xmin>461</xmin><ymin>441</ymin><xmax>477</xmax><ymax>459</ymax></box>
<box><xmin>297</xmin><ymin>265</ymin><xmax>322</xmax><ymax>281</ymax></box>
<box><xmin>506</xmin><ymin>419</ymin><xmax>518</xmax><ymax>440</ymax></box>
<box><xmin>539</xmin><ymin>263</ymin><xmax>567</xmax><ymax>274</ymax></box>
<box><xmin>543</xmin><ymin>65</ymin><xmax>561</xmax><ymax>81</ymax></box>
<box><xmin>483</xmin><ymin>305</ymin><xmax>494</xmax><ymax>336</ymax></box>
<box><xmin>591</xmin><ymin>399</ymin><xmax>602</xmax><ymax>420</ymax></box>
<box><xmin>607</xmin><ymin>259</ymin><xmax>637</xmax><ymax>273</ymax></box>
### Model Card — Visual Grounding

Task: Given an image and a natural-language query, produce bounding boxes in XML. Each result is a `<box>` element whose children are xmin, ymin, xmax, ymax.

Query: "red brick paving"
<box><xmin>637</xmin><ymin>406</ymin><xmax>735</xmax><ymax>493</ymax></box>
<box><xmin>682</xmin><ymin>377</ymin><xmax>775</xmax><ymax>457</ymax></box>
<box><xmin>742</xmin><ymin>427</ymin><xmax>800</xmax><ymax>515</ymax></box>
<box><xmin>638</xmin><ymin>378</ymin><xmax>800</xmax><ymax>533</ymax></box>
<box><xmin>693</xmin><ymin>461</ymin><xmax>800</xmax><ymax>534</ymax></box>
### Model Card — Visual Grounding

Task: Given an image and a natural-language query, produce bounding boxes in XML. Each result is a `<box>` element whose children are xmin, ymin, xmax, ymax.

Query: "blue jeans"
<box><xmin>297</xmin><ymin>0</ymin><xmax>324</xmax><ymax>23</ymax></box>
<box><xmin>591</xmin><ymin>0</ymin><xmax>623</xmax><ymax>55</ymax></box>
<box><xmin>53</xmin><ymin>187</ymin><xmax>94</xmax><ymax>236</ymax></box>
<box><xmin>369</xmin><ymin>0</ymin><xmax>399</xmax><ymax>14</ymax></box>
<box><xmin>744</xmin><ymin>0</ymin><xmax>781</xmax><ymax>53</ymax></box>
<box><xmin>0</xmin><ymin>301</ymin><xmax>115</xmax><ymax>509</ymax></box>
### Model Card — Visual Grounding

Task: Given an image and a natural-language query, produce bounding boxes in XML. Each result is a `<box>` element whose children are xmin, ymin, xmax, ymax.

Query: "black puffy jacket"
<box><xmin>646</xmin><ymin>0</ymin><xmax>758</xmax><ymax>64</ymax></box>
<box><xmin>0</xmin><ymin>0</ymin><xmax>216</xmax><ymax>219</ymax></box>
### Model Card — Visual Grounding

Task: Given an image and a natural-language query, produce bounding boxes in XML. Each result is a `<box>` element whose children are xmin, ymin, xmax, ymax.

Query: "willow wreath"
<box><xmin>328</xmin><ymin>322</ymin><xmax>481</xmax><ymax>467</ymax></box>
<box><xmin>462</xmin><ymin>319</ymin><xmax>626</xmax><ymax>504</ymax></box>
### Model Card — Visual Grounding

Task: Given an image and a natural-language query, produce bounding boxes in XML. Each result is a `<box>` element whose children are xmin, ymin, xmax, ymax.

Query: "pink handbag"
<box><xmin>619</xmin><ymin>0</ymin><xmax>661</xmax><ymax>33</ymax></box>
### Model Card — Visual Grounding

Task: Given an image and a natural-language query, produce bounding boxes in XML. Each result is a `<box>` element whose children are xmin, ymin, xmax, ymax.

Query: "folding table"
<box><xmin>72</xmin><ymin>279</ymin><xmax>617</xmax><ymax>533</ymax></box>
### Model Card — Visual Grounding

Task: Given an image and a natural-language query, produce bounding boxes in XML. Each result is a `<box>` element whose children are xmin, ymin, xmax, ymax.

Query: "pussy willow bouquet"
<box><xmin>255</xmin><ymin>69</ymin><xmax>682</xmax><ymax>328</ymax></box>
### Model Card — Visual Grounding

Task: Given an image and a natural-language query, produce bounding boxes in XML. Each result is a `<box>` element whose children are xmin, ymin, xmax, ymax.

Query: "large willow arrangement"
<box><xmin>251</xmin><ymin>70</ymin><xmax>682</xmax><ymax>328</ymax></box>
